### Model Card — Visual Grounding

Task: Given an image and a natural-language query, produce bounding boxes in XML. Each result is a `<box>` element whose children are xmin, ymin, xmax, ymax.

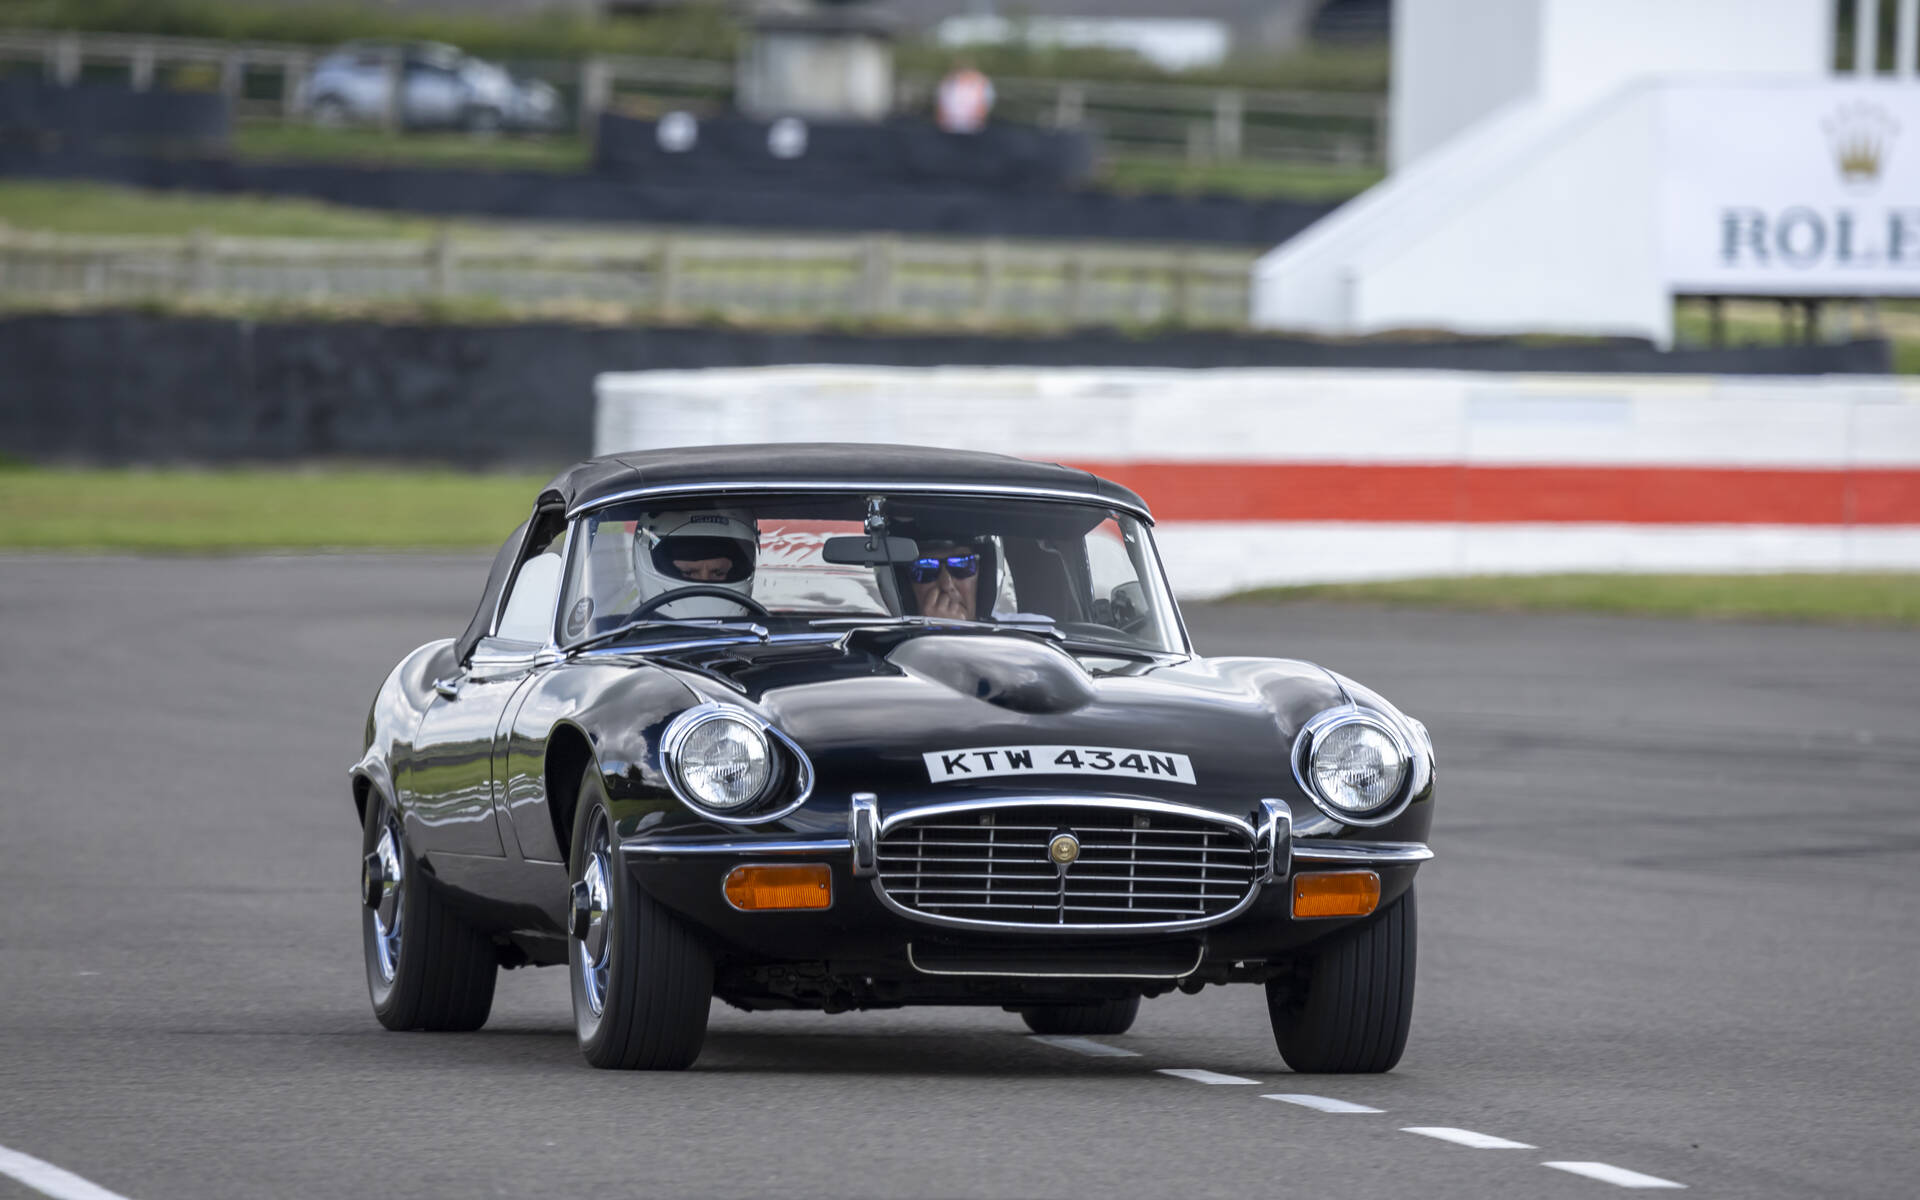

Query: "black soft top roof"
<box><xmin>537</xmin><ymin>443</ymin><xmax>1150</xmax><ymax>520</ymax></box>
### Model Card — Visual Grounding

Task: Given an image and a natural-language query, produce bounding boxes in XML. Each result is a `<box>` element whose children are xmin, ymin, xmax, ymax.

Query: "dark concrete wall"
<box><xmin>0</xmin><ymin>80</ymin><xmax>230</xmax><ymax>149</ymax></box>
<box><xmin>594</xmin><ymin>114</ymin><xmax>1098</xmax><ymax>191</ymax></box>
<box><xmin>0</xmin><ymin>312</ymin><xmax>1891</xmax><ymax>465</ymax></box>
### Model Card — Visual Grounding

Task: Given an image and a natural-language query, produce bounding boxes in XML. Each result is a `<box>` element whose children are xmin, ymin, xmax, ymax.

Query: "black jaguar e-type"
<box><xmin>351</xmin><ymin>445</ymin><xmax>1433</xmax><ymax>1070</ymax></box>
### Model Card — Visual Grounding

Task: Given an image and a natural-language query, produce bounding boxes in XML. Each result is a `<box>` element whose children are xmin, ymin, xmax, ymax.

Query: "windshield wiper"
<box><xmin>807</xmin><ymin>615</ymin><xmax>1164</xmax><ymax>659</ymax></box>
<box><xmin>1051</xmin><ymin>637</ymin><xmax>1167</xmax><ymax>662</ymax></box>
<box><xmin>809</xmin><ymin>615</ymin><xmax>1064</xmax><ymax>639</ymax></box>
<box><xmin>570</xmin><ymin>618</ymin><xmax>768</xmax><ymax>653</ymax></box>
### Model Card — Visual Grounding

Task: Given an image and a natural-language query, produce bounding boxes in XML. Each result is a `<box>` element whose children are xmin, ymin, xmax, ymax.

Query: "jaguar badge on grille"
<box><xmin>1048</xmin><ymin>832</ymin><xmax>1081</xmax><ymax>865</ymax></box>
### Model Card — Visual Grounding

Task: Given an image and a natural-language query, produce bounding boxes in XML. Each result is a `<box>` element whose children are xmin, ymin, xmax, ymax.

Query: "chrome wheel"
<box><xmin>574</xmin><ymin>811</ymin><xmax>613</xmax><ymax>1017</ymax></box>
<box><xmin>369</xmin><ymin>819</ymin><xmax>404</xmax><ymax>984</ymax></box>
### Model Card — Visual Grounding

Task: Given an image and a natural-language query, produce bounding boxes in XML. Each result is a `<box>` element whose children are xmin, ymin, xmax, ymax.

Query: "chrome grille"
<box><xmin>875</xmin><ymin>803</ymin><xmax>1263</xmax><ymax>929</ymax></box>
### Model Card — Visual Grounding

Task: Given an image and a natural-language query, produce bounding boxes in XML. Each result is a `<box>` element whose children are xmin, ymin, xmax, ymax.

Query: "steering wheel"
<box><xmin>629</xmin><ymin>586</ymin><xmax>773</xmax><ymax>620</ymax></box>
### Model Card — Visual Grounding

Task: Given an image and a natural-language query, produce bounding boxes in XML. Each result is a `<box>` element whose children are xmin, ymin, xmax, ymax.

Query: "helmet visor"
<box><xmin>649</xmin><ymin>535</ymin><xmax>755</xmax><ymax>584</ymax></box>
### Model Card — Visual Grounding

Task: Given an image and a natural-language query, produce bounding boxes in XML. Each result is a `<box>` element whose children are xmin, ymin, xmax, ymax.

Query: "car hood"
<box><xmin>646</xmin><ymin>628</ymin><xmax>1353</xmax><ymax>816</ymax></box>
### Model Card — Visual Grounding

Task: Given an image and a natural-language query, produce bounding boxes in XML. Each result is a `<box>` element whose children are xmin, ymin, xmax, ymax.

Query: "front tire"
<box><xmin>569</xmin><ymin>767</ymin><xmax>713</xmax><ymax>1069</ymax></box>
<box><xmin>1019</xmin><ymin>996</ymin><xmax>1141</xmax><ymax>1036</ymax></box>
<box><xmin>361</xmin><ymin>791</ymin><xmax>497</xmax><ymax>1032</ymax></box>
<box><xmin>311</xmin><ymin>95</ymin><xmax>351</xmax><ymax>128</ymax></box>
<box><xmin>1266</xmin><ymin>886</ymin><xmax>1416</xmax><ymax>1073</ymax></box>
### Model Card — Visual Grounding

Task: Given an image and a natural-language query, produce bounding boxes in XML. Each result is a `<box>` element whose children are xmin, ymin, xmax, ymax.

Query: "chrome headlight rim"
<box><xmin>659</xmin><ymin>703</ymin><xmax>814</xmax><ymax>826</ymax></box>
<box><xmin>1290</xmin><ymin>707</ymin><xmax>1417</xmax><ymax>828</ymax></box>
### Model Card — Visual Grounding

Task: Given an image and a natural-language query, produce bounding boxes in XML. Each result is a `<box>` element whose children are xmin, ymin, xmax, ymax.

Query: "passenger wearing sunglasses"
<box><xmin>907</xmin><ymin>540</ymin><xmax>984</xmax><ymax>620</ymax></box>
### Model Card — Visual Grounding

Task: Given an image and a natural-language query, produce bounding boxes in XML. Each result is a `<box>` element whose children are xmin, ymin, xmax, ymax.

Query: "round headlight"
<box><xmin>672</xmin><ymin>713</ymin><xmax>772</xmax><ymax>812</ymax></box>
<box><xmin>1301</xmin><ymin>714</ymin><xmax>1410</xmax><ymax>821</ymax></box>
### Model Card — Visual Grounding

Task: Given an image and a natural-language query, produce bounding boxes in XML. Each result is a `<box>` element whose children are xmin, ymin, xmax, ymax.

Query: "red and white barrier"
<box><xmin>595</xmin><ymin>367</ymin><xmax>1920</xmax><ymax>597</ymax></box>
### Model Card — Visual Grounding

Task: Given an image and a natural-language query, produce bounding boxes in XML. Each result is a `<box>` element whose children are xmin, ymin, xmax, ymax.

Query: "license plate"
<box><xmin>923</xmin><ymin>745</ymin><xmax>1196</xmax><ymax>785</ymax></box>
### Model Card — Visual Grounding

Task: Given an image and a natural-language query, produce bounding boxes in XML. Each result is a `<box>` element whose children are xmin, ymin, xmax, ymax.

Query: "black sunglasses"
<box><xmin>908</xmin><ymin>553</ymin><xmax>980</xmax><ymax>584</ymax></box>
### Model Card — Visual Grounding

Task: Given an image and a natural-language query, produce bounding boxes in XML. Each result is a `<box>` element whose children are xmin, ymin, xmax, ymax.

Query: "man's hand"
<box><xmin>920</xmin><ymin>577</ymin><xmax>973</xmax><ymax>619</ymax></box>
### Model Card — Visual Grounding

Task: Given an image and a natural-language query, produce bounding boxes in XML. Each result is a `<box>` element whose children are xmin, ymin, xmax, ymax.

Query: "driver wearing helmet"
<box><xmin>632</xmin><ymin>508</ymin><xmax>759</xmax><ymax>619</ymax></box>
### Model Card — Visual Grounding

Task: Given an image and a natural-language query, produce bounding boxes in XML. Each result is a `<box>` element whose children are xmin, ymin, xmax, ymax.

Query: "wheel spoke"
<box><xmin>575</xmin><ymin>812</ymin><xmax>615</xmax><ymax>1017</ymax></box>
<box><xmin>371</xmin><ymin>821</ymin><xmax>404</xmax><ymax>984</ymax></box>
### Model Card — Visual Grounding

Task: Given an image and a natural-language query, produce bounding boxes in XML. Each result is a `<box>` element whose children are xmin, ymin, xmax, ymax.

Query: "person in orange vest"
<box><xmin>936</xmin><ymin>60</ymin><xmax>995</xmax><ymax>134</ymax></box>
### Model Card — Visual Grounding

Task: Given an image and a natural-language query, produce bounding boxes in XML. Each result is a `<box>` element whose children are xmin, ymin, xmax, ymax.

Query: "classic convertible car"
<box><xmin>352</xmin><ymin>445</ymin><xmax>1433</xmax><ymax>1070</ymax></box>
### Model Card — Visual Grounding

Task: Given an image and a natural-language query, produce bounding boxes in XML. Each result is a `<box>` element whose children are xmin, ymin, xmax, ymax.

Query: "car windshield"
<box><xmin>558</xmin><ymin>491</ymin><xmax>1184</xmax><ymax>655</ymax></box>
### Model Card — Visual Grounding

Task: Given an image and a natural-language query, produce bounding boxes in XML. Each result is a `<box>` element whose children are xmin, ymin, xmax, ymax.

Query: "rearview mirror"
<box><xmin>1109</xmin><ymin>581</ymin><xmax>1146</xmax><ymax>625</ymax></box>
<box><xmin>823</xmin><ymin>535</ymin><xmax>919</xmax><ymax>566</ymax></box>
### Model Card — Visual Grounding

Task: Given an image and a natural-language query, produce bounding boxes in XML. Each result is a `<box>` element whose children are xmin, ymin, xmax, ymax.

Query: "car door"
<box><xmin>402</xmin><ymin>55</ymin><xmax>464</xmax><ymax>127</ymax></box>
<box><xmin>404</xmin><ymin>521</ymin><xmax>566</xmax><ymax>857</ymax></box>
<box><xmin>342</xmin><ymin>49</ymin><xmax>390</xmax><ymax>120</ymax></box>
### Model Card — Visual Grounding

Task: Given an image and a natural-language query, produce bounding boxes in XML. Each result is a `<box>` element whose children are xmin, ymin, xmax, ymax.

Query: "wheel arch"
<box><xmin>544</xmin><ymin>720</ymin><xmax>599</xmax><ymax>867</ymax></box>
<box><xmin>350</xmin><ymin>758</ymin><xmax>398</xmax><ymax>829</ymax></box>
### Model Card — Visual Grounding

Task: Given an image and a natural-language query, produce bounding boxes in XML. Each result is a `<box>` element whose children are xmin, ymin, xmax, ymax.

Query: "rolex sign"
<box><xmin>1663</xmin><ymin>83</ymin><xmax>1920</xmax><ymax>295</ymax></box>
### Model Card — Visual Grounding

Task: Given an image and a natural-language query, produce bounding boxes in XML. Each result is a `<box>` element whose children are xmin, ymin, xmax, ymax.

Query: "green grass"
<box><xmin>1227</xmin><ymin>573</ymin><xmax>1920</xmax><ymax>627</ymax></box>
<box><xmin>1102</xmin><ymin>155</ymin><xmax>1378</xmax><ymax>200</ymax></box>
<box><xmin>0</xmin><ymin>0</ymin><xmax>740</xmax><ymax>61</ymax></box>
<box><xmin>0</xmin><ymin>180</ymin><xmax>453</xmax><ymax>238</ymax></box>
<box><xmin>0</xmin><ymin>162</ymin><xmax>1370</xmax><ymax>257</ymax></box>
<box><xmin>0</xmin><ymin>468</ymin><xmax>545</xmax><ymax>552</ymax></box>
<box><xmin>243</xmin><ymin>128</ymin><xmax>1370</xmax><ymax>201</ymax></box>
<box><xmin>7</xmin><ymin>476</ymin><xmax>1910</xmax><ymax>627</ymax></box>
<box><xmin>234</xmin><ymin>125</ymin><xmax>590</xmax><ymax>172</ymax></box>
<box><xmin>895</xmin><ymin>40</ymin><xmax>1390</xmax><ymax>92</ymax></box>
<box><xmin>1672</xmin><ymin>298</ymin><xmax>1920</xmax><ymax>372</ymax></box>
<box><xmin>234</xmin><ymin>129</ymin><xmax>1375</xmax><ymax>201</ymax></box>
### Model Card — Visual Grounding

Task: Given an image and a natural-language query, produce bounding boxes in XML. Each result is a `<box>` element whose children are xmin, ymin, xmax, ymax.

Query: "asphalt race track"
<box><xmin>2</xmin><ymin>556</ymin><xmax>1917</xmax><ymax>1199</ymax></box>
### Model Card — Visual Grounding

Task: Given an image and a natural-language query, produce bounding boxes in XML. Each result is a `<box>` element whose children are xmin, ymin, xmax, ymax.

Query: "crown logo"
<box><xmin>1824</xmin><ymin>102</ymin><xmax>1898</xmax><ymax>189</ymax></box>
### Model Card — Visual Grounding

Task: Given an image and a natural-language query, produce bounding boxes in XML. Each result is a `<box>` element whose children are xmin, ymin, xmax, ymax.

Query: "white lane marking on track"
<box><xmin>1157</xmin><ymin>1068</ymin><xmax>1261</xmax><ymax>1085</ymax></box>
<box><xmin>0</xmin><ymin>1144</ymin><xmax>135</xmax><ymax>1200</ymax></box>
<box><xmin>1027</xmin><ymin>1034</ymin><xmax>1141</xmax><ymax>1057</ymax></box>
<box><xmin>1262</xmin><ymin>1093</ymin><xmax>1384</xmax><ymax>1113</ymax></box>
<box><xmin>1543</xmin><ymin>1162</ymin><xmax>1686</xmax><ymax>1189</ymax></box>
<box><xmin>1401</xmin><ymin>1127</ymin><xmax>1537</xmax><ymax>1149</ymax></box>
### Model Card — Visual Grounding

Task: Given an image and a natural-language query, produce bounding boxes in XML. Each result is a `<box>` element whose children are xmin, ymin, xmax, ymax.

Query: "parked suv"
<box><xmin>299</xmin><ymin>41</ymin><xmax>562</xmax><ymax>132</ymax></box>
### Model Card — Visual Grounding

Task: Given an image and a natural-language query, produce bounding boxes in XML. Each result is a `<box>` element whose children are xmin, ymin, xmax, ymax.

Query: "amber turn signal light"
<box><xmin>1292</xmin><ymin>870</ymin><xmax>1381</xmax><ymax>919</ymax></box>
<box><xmin>724</xmin><ymin>863</ymin><xmax>832</xmax><ymax>911</ymax></box>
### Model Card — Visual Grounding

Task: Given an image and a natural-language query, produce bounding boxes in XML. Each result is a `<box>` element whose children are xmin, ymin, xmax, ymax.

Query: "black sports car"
<box><xmin>352</xmin><ymin>445</ymin><xmax>1434</xmax><ymax>1070</ymax></box>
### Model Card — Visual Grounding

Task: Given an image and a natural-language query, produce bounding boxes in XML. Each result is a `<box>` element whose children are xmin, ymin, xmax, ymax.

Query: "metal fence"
<box><xmin>0</xmin><ymin>28</ymin><xmax>1385</xmax><ymax>165</ymax></box>
<box><xmin>0</xmin><ymin>228</ymin><xmax>1257</xmax><ymax>326</ymax></box>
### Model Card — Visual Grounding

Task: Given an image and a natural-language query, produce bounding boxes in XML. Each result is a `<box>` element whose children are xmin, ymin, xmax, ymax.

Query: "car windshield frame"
<box><xmin>554</xmin><ymin>486</ymin><xmax>1190</xmax><ymax>656</ymax></box>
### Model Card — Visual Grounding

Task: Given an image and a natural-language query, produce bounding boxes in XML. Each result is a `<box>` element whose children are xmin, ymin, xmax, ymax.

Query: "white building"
<box><xmin>1252</xmin><ymin>0</ymin><xmax>1920</xmax><ymax>345</ymax></box>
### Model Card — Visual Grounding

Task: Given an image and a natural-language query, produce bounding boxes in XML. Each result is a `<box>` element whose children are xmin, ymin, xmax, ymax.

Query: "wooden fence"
<box><xmin>0</xmin><ymin>227</ymin><xmax>1257</xmax><ymax>326</ymax></box>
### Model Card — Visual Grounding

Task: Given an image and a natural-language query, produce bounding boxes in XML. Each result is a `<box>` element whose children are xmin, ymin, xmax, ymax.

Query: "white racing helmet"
<box><xmin>632</xmin><ymin>508</ymin><xmax>760</xmax><ymax>619</ymax></box>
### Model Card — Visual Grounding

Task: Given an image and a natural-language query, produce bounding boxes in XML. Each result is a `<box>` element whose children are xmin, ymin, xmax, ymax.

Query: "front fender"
<box><xmin>1201</xmin><ymin>655</ymin><xmax>1434</xmax><ymax>844</ymax></box>
<box><xmin>350</xmin><ymin>638</ymin><xmax>455</xmax><ymax>826</ymax></box>
<box><xmin>508</xmin><ymin>659</ymin><xmax>703</xmax><ymax>852</ymax></box>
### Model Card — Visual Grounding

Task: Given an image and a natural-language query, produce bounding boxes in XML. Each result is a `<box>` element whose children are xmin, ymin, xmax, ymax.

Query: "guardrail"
<box><xmin>0</xmin><ymin>29</ymin><xmax>316</xmax><ymax>118</ymax></box>
<box><xmin>0</xmin><ymin>227</ymin><xmax>1257</xmax><ymax>326</ymax></box>
<box><xmin>0</xmin><ymin>28</ymin><xmax>1385</xmax><ymax>164</ymax></box>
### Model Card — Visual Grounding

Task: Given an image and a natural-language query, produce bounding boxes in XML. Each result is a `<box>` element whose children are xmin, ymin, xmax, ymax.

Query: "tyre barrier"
<box><xmin>0</xmin><ymin>80</ymin><xmax>229</xmax><ymax>149</ymax></box>
<box><xmin>593</xmin><ymin>114</ymin><xmax>1096</xmax><ymax>191</ymax></box>
<box><xmin>595</xmin><ymin>364</ymin><xmax>1920</xmax><ymax>591</ymax></box>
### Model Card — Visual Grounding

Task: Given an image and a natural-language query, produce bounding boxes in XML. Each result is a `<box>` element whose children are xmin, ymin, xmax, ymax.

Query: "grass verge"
<box><xmin>0</xmin><ymin>0</ymin><xmax>740</xmax><ymax>61</ymax></box>
<box><xmin>0</xmin><ymin>468</ymin><xmax>544</xmax><ymax>552</ymax></box>
<box><xmin>0</xmin><ymin>179</ymin><xmax>456</xmax><ymax>238</ymax></box>
<box><xmin>1225</xmin><ymin>573</ymin><xmax>1920</xmax><ymax>627</ymax></box>
<box><xmin>233</xmin><ymin>125</ymin><xmax>592</xmax><ymax>172</ymax></box>
<box><xmin>1101</xmin><ymin>156</ymin><xmax>1379</xmax><ymax>201</ymax></box>
<box><xmin>1672</xmin><ymin>297</ymin><xmax>1920</xmax><ymax>373</ymax></box>
<box><xmin>0</xmin><ymin>157</ymin><xmax>1369</xmax><ymax>250</ymax></box>
<box><xmin>240</xmin><ymin>129</ymin><xmax>1381</xmax><ymax>201</ymax></box>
